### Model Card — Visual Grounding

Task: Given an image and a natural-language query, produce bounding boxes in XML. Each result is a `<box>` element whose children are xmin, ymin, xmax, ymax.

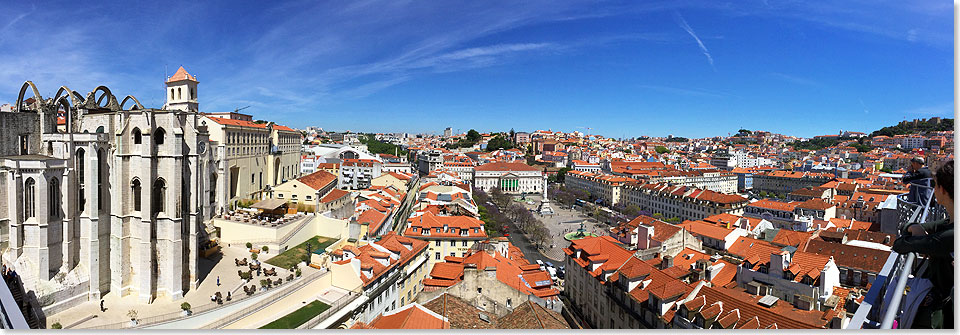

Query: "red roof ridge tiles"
<box><xmin>166</xmin><ymin>66</ymin><xmax>197</xmax><ymax>83</ymax></box>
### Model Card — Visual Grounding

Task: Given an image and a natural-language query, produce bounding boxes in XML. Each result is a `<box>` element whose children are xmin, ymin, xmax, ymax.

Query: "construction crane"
<box><xmin>234</xmin><ymin>105</ymin><xmax>250</xmax><ymax>114</ymax></box>
<box><xmin>577</xmin><ymin>126</ymin><xmax>592</xmax><ymax>137</ymax></box>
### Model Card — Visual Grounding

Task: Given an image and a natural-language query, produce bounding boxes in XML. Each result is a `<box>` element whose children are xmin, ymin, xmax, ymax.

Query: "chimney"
<box><xmin>662</xmin><ymin>256</ymin><xmax>674</xmax><ymax>270</ymax></box>
<box><xmin>770</xmin><ymin>251</ymin><xmax>789</xmax><ymax>278</ymax></box>
<box><xmin>706</xmin><ymin>263</ymin><xmax>724</xmax><ymax>281</ymax></box>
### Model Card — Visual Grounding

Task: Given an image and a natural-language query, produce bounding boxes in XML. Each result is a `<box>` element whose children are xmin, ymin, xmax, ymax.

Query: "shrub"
<box><xmin>246</xmin><ymin>242</ymin><xmax>253</xmax><ymax>249</ymax></box>
<box><xmin>251</xmin><ymin>253</ymin><xmax>258</xmax><ymax>261</ymax></box>
<box><xmin>51</xmin><ymin>322</ymin><xmax>62</xmax><ymax>329</ymax></box>
<box><xmin>295</xmin><ymin>268</ymin><xmax>302</xmax><ymax>277</ymax></box>
<box><xmin>181</xmin><ymin>302</ymin><xmax>191</xmax><ymax>311</ymax></box>
<box><xmin>262</xmin><ymin>246</ymin><xmax>269</xmax><ymax>253</ymax></box>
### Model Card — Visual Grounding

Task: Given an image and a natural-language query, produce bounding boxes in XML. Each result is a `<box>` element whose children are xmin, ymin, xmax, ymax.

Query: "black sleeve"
<box><xmin>920</xmin><ymin>219</ymin><xmax>948</xmax><ymax>234</ymax></box>
<box><xmin>892</xmin><ymin>228</ymin><xmax>954</xmax><ymax>257</ymax></box>
<box><xmin>901</xmin><ymin>172</ymin><xmax>922</xmax><ymax>184</ymax></box>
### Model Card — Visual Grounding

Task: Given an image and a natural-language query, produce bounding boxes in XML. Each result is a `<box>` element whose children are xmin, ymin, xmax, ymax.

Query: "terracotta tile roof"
<box><xmin>703</xmin><ymin>213</ymin><xmax>761</xmax><ymax>229</ymax></box>
<box><xmin>803</xmin><ymin>239</ymin><xmax>889</xmax><ymax>273</ymax></box>
<box><xmin>828</xmin><ymin>218</ymin><xmax>872</xmax><ymax>231</ymax></box>
<box><xmin>422</xmin><ymin>278</ymin><xmax>459</xmax><ymax>287</ymax></box>
<box><xmin>429</xmin><ymin>262</ymin><xmax>465</xmax><ymax>280</ymax></box>
<box><xmin>748</xmin><ymin>199</ymin><xmax>800</xmax><ymax>212</ymax></box>
<box><xmin>716</xmin><ymin>308</ymin><xmax>741</xmax><ymax>328</ymax></box>
<box><xmin>680</xmin><ymin>220</ymin><xmax>738</xmax><ymax>241</ymax></box>
<box><xmin>771</xmin><ymin>229</ymin><xmax>813</xmax><ymax>248</ymax></box>
<box><xmin>727</xmin><ymin>237</ymin><xmax>781</xmax><ymax>266</ymax></box>
<box><xmin>296</xmin><ymin>170</ymin><xmax>337</xmax><ymax>190</ymax></box>
<box><xmin>320</xmin><ymin>188</ymin><xmax>351</xmax><ymax>203</ymax></box>
<box><xmin>365</xmin><ymin>303</ymin><xmax>449</xmax><ymax>329</ymax></box>
<box><xmin>429</xmin><ymin>243</ymin><xmax>557</xmax><ymax>299</ymax></box>
<box><xmin>273</xmin><ymin>124</ymin><xmax>297</xmax><ymax>132</ymax></box>
<box><xmin>404</xmin><ymin>212</ymin><xmax>487</xmax><ymax>238</ymax></box>
<box><xmin>166</xmin><ymin>66</ymin><xmax>197</xmax><ymax>82</ymax></box>
<box><xmin>693</xmin><ymin>284</ymin><xmax>826</xmax><ymax>329</ymax></box>
<box><xmin>421</xmin><ymin>293</ymin><xmax>496</xmax><ymax>329</ymax></box>
<box><xmin>787</xmin><ymin>251</ymin><xmax>832</xmax><ymax>281</ymax></box>
<box><xmin>796</xmin><ymin>198</ymin><xmax>835</xmax><ymax>211</ymax></box>
<box><xmin>497</xmin><ymin>301</ymin><xmax>570</xmax><ymax>329</ymax></box>
<box><xmin>842</xmin><ymin>229</ymin><xmax>895</xmax><ymax>246</ymax></box>
<box><xmin>206</xmin><ymin>116</ymin><xmax>267</xmax><ymax>128</ymax></box>
<box><xmin>622</xmin><ymin>215</ymin><xmax>682</xmax><ymax>242</ymax></box>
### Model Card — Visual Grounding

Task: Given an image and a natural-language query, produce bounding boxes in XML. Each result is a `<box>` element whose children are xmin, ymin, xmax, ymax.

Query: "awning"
<box><xmin>250</xmin><ymin>199</ymin><xmax>287</xmax><ymax>210</ymax></box>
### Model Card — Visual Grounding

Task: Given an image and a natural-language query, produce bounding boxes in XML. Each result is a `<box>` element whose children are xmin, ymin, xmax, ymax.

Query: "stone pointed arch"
<box><xmin>120</xmin><ymin>95</ymin><xmax>144</xmax><ymax>110</ymax></box>
<box><xmin>16</xmin><ymin>81</ymin><xmax>43</xmax><ymax>112</ymax></box>
<box><xmin>53</xmin><ymin>86</ymin><xmax>82</xmax><ymax>107</ymax></box>
<box><xmin>86</xmin><ymin>85</ymin><xmax>120</xmax><ymax>111</ymax></box>
<box><xmin>72</xmin><ymin>91</ymin><xmax>86</xmax><ymax>103</ymax></box>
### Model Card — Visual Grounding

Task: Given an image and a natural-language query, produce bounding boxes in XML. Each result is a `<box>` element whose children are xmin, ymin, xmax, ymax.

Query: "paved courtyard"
<box><xmin>514</xmin><ymin>195</ymin><xmax>610</xmax><ymax>261</ymax></box>
<box><xmin>51</xmin><ymin>244</ymin><xmax>297</xmax><ymax>329</ymax></box>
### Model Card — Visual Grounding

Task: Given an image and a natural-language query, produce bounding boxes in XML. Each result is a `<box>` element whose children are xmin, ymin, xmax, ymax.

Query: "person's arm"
<box><xmin>892</xmin><ymin>228</ymin><xmax>954</xmax><ymax>257</ymax></box>
<box><xmin>919</xmin><ymin>219</ymin><xmax>947</xmax><ymax>234</ymax></box>
<box><xmin>901</xmin><ymin>172</ymin><xmax>921</xmax><ymax>184</ymax></box>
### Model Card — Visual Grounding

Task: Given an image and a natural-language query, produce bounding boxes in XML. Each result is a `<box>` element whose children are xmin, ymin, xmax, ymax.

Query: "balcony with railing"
<box><xmin>847</xmin><ymin>180</ymin><xmax>948</xmax><ymax>329</ymax></box>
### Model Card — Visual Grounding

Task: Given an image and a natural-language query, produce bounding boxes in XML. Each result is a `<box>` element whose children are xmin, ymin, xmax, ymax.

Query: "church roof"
<box><xmin>166</xmin><ymin>66</ymin><xmax>198</xmax><ymax>83</ymax></box>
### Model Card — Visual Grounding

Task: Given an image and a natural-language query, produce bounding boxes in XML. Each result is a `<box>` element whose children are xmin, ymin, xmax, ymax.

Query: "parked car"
<box><xmin>546</xmin><ymin>261</ymin><xmax>554</xmax><ymax>268</ymax></box>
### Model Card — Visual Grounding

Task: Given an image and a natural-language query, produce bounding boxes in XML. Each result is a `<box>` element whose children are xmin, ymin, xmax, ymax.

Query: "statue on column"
<box><xmin>537</xmin><ymin>172</ymin><xmax>554</xmax><ymax>215</ymax></box>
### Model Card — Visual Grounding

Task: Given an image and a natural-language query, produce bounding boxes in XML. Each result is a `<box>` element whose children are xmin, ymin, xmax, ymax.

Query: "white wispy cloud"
<box><xmin>858</xmin><ymin>98</ymin><xmax>869</xmax><ymax>114</ymax></box>
<box><xmin>767</xmin><ymin>72</ymin><xmax>819</xmax><ymax>86</ymax></box>
<box><xmin>637</xmin><ymin>84</ymin><xmax>729</xmax><ymax>98</ymax></box>
<box><xmin>674</xmin><ymin>12</ymin><xmax>715</xmax><ymax>71</ymax></box>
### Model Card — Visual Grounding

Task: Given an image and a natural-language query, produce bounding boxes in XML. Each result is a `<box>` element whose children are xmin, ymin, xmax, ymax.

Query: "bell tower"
<box><xmin>164</xmin><ymin>66</ymin><xmax>199</xmax><ymax>112</ymax></box>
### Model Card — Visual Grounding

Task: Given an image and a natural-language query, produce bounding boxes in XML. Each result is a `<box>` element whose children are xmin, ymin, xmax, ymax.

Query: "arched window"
<box><xmin>155</xmin><ymin>128</ymin><xmax>165</xmax><ymax>145</ymax></box>
<box><xmin>76</xmin><ymin>148</ymin><xmax>86</xmax><ymax>210</ymax></box>
<box><xmin>209</xmin><ymin>173</ymin><xmax>217</xmax><ymax>204</ymax></box>
<box><xmin>170</xmin><ymin>88</ymin><xmax>174</xmax><ymax>99</ymax></box>
<box><xmin>96</xmin><ymin>126</ymin><xmax>104</xmax><ymax>133</ymax></box>
<box><xmin>49</xmin><ymin>178</ymin><xmax>60</xmax><ymax>219</ymax></box>
<box><xmin>190</xmin><ymin>88</ymin><xmax>194</xmax><ymax>100</ymax></box>
<box><xmin>132</xmin><ymin>179</ymin><xmax>142</xmax><ymax>212</ymax></box>
<box><xmin>24</xmin><ymin>178</ymin><xmax>36</xmax><ymax>219</ymax></box>
<box><xmin>98</xmin><ymin>149</ymin><xmax>106</xmax><ymax>211</ymax></box>
<box><xmin>177</xmin><ymin>87</ymin><xmax>182</xmax><ymax>100</ymax></box>
<box><xmin>132</xmin><ymin>128</ymin><xmax>142</xmax><ymax>144</ymax></box>
<box><xmin>153</xmin><ymin>178</ymin><xmax>166</xmax><ymax>215</ymax></box>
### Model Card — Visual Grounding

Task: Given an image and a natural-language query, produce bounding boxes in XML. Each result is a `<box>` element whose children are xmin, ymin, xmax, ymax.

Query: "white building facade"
<box><xmin>1</xmin><ymin>77</ymin><xmax>216</xmax><ymax>315</ymax></box>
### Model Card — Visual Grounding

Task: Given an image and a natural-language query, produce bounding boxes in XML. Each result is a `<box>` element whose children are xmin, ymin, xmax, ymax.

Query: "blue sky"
<box><xmin>0</xmin><ymin>0</ymin><xmax>952</xmax><ymax>138</ymax></box>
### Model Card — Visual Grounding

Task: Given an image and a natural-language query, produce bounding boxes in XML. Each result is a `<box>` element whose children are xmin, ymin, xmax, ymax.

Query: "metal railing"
<box><xmin>239</xmin><ymin>214</ymin><xmax>315</xmax><ymax>246</ymax></box>
<box><xmin>200</xmin><ymin>269</ymin><xmax>327</xmax><ymax>329</ymax></box>
<box><xmin>78</xmin><ymin>270</ymin><xmax>325</xmax><ymax>330</ymax></box>
<box><xmin>296</xmin><ymin>292</ymin><xmax>361</xmax><ymax>329</ymax></box>
<box><xmin>847</xmin><ymin>181</ymin><xmax>946</xmax><ymax>329</ymax></box>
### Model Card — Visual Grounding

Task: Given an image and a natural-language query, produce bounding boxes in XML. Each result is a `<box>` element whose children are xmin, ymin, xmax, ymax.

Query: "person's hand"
<box><xmin>907</xmin><ymin>224</ymin><xmax>927</xmax><ymax>236</ymax></box>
